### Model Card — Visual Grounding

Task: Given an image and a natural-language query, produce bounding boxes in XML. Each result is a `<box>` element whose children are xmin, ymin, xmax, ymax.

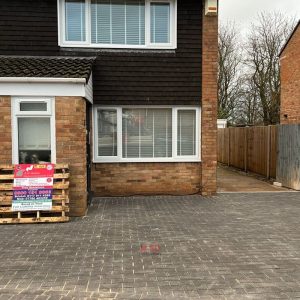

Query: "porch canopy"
<box><xmin>0</xmin><ymin>56</ymin><xmax>95</xmax><ymax>102</ymax></box>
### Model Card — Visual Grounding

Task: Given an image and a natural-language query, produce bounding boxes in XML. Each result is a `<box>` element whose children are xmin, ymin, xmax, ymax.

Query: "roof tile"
<box><xmin>0</xmin><ymin>56</ymin><xmax>96</xmax><ymax>81</ymax></box>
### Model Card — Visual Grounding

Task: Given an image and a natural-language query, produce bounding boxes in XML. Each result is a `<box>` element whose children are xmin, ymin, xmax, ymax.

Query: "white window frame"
<box><xmin>93</xmin><ymin>106</ymin><xmax>200</xmax><ymax>163</ymax></box>
<box><xmin>11</xmin><ymin>97</ymin><xmax>56</xmax><ymax>164</ymax></box>
<box><xmin>58</xmin><ymin>0</ymin><xmax>177</xmax><ymax>49</ymax></box>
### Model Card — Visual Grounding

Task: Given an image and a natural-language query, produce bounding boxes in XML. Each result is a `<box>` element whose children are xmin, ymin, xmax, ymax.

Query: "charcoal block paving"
<box><xmin>0</xmin><ymin>193</ymin><xmax>300</xmax><ymax>299</ymax></box>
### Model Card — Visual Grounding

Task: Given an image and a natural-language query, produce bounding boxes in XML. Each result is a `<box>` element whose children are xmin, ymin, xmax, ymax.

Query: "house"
<box><xmin>0</xmin><ymin>0</ymin><xmax>218</xmax><ymax>216</ymax></box>
<box><xmin>280</xmin><ymin>21</ymin><xmax>300</xmax><ymax>124</ymax></box>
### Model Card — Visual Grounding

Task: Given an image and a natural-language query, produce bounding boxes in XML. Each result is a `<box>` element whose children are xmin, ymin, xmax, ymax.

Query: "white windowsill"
<box><xmin>93</xmin><ymin>158</ymin><xmax>201</xmax><ymax>163</ymax></box>
<box><xmin>59</xmin><ymin>43</ymin><xmax>177</xmax><ymax>50</ymax></box>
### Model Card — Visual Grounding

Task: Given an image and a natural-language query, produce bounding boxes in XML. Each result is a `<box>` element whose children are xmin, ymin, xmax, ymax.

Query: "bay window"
<box><xmin>59</xmin><ymin>0</ymin><xmax>177</xmax><ymax>49</ymax></box>
<box><xmin>94</xmin><ymin>107</ymin><xmax>200</xmax><ymax>162</ymax></box>
<box><xmin>12</xmin><ymin>98</ymin><xmax>56</xmax><ymax>164</ymax></box>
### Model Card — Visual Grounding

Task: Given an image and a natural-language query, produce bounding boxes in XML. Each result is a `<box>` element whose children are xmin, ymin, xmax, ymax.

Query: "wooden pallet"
<box><xmin>0</xmin><ymin>164</ymin><xmax>70</xmax><ymax>224</ymax></box>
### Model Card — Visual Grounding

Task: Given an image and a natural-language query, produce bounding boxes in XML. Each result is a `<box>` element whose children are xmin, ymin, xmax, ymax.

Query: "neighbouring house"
<box><xmin>280</xmin><ymin>20</ymin><xmax>300</xmax><ymax>124</ymax></box>
<box><xmin>0</xmin><ymin>0</ymin><xmax>218</xmax><ymax>216</ymax></box>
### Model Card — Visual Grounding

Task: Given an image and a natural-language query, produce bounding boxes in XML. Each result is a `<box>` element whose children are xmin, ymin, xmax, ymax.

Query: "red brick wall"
<box><xmin>280</xmin><ymin>26</ymin><xmax>300</xmax><ymax>124</ymax></box>
<box><xmin>91</xmin><ymin>163</ymin><xmax>201</xmax><ymax>196</ymax></box>
<box><xmin>0</xmin><ymin>96</ymin><xmax>12</xmax><ymax>164</ymax></box>
<box><xmin>201</xmin><ymin>12</ymin><xmax>218</xmax><ymax>195</ymax></box>
<box><xmin>55</xmin><ymin>97</ymin><xmax>87</xmax><ymax>216</ymax></box>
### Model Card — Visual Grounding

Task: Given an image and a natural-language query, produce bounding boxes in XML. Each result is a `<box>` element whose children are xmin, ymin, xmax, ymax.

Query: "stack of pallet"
<box><xmin>0</xmin><ymin>164</ymin><xmax>70</xmax><ymax>224</ymax></box>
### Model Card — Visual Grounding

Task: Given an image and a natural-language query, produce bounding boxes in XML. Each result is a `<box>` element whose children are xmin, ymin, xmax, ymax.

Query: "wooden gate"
<box><xmin>277</xmin><ymin>125</ymin><xmax>300</xmax><ymax>190</ymax></box>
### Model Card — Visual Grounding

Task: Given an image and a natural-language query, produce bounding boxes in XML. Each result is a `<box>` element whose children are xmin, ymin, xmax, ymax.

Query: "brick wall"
<box><xmin>201</xmin><ymin>12</ymin><xmax>218</xmax><ymax>195</ymax></box>
<box><xmin>0</xmin><ymin>96</ymin><xmax>12</xmax><ymax>164</ymax></box>
<box><xmin>55</xmin><ymin>97</ymin><xmax>87</xmax><ymax>216</ymax></box>
<box><xmin>91</xmin><ymin>163</ymin><xmax>201</xmax><ymax>196</ymax></box>
<box><xmin>280</xmin><ymin>25</ymin><xmax>300</xmax><ymax>124</ymax></box>
<box><xmin>90</xmin><ymin>5</ymin><xmax>218</xmax><ymax>197</ymax></box>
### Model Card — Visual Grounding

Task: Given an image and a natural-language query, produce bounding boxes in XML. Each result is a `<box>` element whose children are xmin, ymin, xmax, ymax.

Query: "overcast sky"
<box><xmin>219</xmin><ymin>0</ymin><xmax>300</xmax><ymax>35</ymax></box>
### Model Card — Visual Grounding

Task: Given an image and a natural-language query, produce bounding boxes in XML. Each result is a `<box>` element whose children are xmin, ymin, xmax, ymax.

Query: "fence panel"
<box><xmin>217</xmin><ymin>128</ymin><xmax>229</xmax><ymax>164</ymax></box>
<box><xmin>277</xmin><ymin>125</ymin><xmax>300</xmax><ymax>190</ymax></box>
<box><xmin>217</xmin><ymin>125</ymin><xmax>278</xmax><ymax>179</ymax></box>
<box><xmin>229</xmin><ymin>127</ymin><xmax>246</xmax><ymax>170</ymax></box>
<box><xmin>270</xmin><ymin>126</ymin><xmax>278</xmax><ymax>179</ymax></box>
<box><xmin>247</xmin><ymin>126</ymin><xmax>268</xmax><ymax>177</ymax></box>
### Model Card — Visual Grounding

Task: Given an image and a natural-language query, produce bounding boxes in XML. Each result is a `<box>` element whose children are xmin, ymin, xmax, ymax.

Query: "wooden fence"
<box><xmin>217</xmin><ymin>126</ymin><xmax>278</xmax><ymax>179</ymax></box>
<box><xmin>277</xmin><ymin>125</ymin><xmax>300</xmax><ymax>190</ymax></box>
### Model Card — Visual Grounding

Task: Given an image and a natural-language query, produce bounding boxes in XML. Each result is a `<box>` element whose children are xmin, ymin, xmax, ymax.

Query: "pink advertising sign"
<box><xmin>12</xmin><ymin>164</ymin><xmax>55</xmax><ymax>212</ymax></box>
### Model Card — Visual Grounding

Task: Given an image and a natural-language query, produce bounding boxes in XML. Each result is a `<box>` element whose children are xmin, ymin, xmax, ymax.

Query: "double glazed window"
<box><xmin>12</xmin><ymin>98</ymin><xmax>55</xmax><ymax>164</ymax></box>
<box><xmin>94</xmin><ymin>107</ymin><xmax>200</xmax><ymax>162</ymax></box>
<box><xmin>60</xmin><ymin>0</ymin><xmax>176</xmax><ymax>48</ymax></box>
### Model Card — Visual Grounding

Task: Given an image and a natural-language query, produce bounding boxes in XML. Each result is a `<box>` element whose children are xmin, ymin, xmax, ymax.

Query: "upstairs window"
<box><xmin>59</xmin><ymin>0</ymin><xmax>177</xmax><ymax>49</ymax></box>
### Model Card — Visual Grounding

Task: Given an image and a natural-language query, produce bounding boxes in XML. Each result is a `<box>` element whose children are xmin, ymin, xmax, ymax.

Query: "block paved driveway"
<box><xmin>0</xmin><ymin>193</ymin><xmax>300</xmax><ymax>300</ymax></box>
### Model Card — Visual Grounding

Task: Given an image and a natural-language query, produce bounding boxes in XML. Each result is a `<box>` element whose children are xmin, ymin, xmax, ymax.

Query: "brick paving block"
<box><xmin>0</xmin><ymin>194</ymin><xmax>300</xmax><ymax>299</ymax></box>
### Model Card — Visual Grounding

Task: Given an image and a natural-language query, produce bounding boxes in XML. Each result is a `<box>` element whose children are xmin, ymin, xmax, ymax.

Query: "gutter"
<box><xmin>0</xmin><ymin>77</ymin><xmax>87</xmax><ymax>84</ymax></box>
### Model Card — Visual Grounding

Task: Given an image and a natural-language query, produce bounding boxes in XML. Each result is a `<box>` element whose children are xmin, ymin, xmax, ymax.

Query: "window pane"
<box><xmin>177</xmin><ymin>110</ymin><xmax>196</xmax><ymax>156</ymax></box>
<box><xmin>65</xmin><ymin>0</ymin><xmax>86</xmax><ymax>42</ymax></box>
<box><xmin>126</xmin><ymin>0</ymin><xmax>145</xmax><ymax>45</ymax></box>
<box><xmin>91</xmin><ymin>0</ymin><xmax>145</xmax><ymax>45</ymax></box>
<box><xmin>20</xmin><ymin>102</ymin><xmax>47</xmax><ymax>112</ymax></box>
<box><xmin>91</xmin><ymin>0</ymin><xmax>111</xmax><ymax>44</ymax></box>
<box><xmin>98</xmin><ymin>110</ymin><xmax>118</xmax><ymax>156</ymax></box>
<box><xmin>122</xmin><ymin>109</ymin><xmax>172</xmax><ymax>158</ymax></box>
<box><xmin>111</xmin><ymin>0</ymin><xmax>126</xmax><ymax>44</ymax></box>
<box><xmin>151</xmin><ymin>3</ymin><xmax>170</xmax><ymax>44</ymax></box>
<box><xmin>18</xmin><ymin>118</ymin><xmax>51</xmax><ymax>164</ymax></box>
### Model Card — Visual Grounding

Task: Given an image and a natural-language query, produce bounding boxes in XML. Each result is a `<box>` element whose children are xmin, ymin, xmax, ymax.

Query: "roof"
<box><xmin>0</xmin><ymin>56</ymin><xmax>96</xmax><ymax>81</ymax></box>
<box><xmin>279</xmin><ymin>20</ymin><xmax>300</xmax><ymax>57</ymax></box>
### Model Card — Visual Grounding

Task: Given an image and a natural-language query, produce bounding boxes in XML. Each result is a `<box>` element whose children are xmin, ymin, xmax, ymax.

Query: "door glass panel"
<box><xmin>18</xmin><ymin>117</ymin><xmax>51</xmax><ymax>164</ymax></box>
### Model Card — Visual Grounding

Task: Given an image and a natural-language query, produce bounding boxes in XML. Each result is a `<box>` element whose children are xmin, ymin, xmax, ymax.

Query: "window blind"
<box><xmin>98</xmin><ymin>110</ymin><xmax>118</xmax><ymax>156</ymax></box>
<box><xmin>150</xmin><ymin>2</ymin><xmax>170</xmax><ymax>44</ymax></box>
<box><xmin>177</xmin><ymin>110</ymin><xmax>196</xmax><ymax>156</ymax></box>
<box><xmin>91</xmin><ymin>0</ymin><xmax>145</xmax><ymax>45</ymax></box>
<box><xmin>65</xmin><ymin>0</ymin><xmax>86</xmax><ymax>42</ymax></box>
<box><xmin>122</xmin><ymin>108</ymin><xmax>172</xmax><ymax>158</ymax></box>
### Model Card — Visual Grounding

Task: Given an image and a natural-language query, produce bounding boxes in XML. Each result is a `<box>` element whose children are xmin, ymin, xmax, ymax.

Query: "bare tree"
<box><xmin>244</xmin><ymin>12</ymin><xmax>295</xmax><ymax>125</ymax></box>
<box><xmin>235</xmin><ymin>75</ymin><xmax>263</xmax><ymax>126</ymax></box>
<box><xmin>218</xmin><ymin>23</ymin><xmax>243</xmax><ymax>122</ymax></box>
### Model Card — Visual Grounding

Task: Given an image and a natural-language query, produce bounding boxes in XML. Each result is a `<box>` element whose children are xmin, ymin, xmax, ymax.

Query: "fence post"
<box><xmin>266</xmin><ymin>125</ymin><xmax>271</xmax><ymax>179</ymax></box>
<box><xmin>227</xmin><ymin>128</ymin><xmax>230</xmax><ymax>167</ymax></box>
<box><xmin>244</xmin><ymin>127</ymin><xmax>248</xmax><ymax>172</ymax></box>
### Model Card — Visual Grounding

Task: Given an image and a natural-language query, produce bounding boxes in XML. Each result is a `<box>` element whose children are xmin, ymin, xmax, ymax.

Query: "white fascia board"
<box><xmin>84</xmin><ymin>73</ymin><xmax>93</xmax><ymax>103</ymax></box>
<box><xmin>0</xmin><ymin>77</ymin><xmax>93</xmax><ymax>103</ymax></box>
